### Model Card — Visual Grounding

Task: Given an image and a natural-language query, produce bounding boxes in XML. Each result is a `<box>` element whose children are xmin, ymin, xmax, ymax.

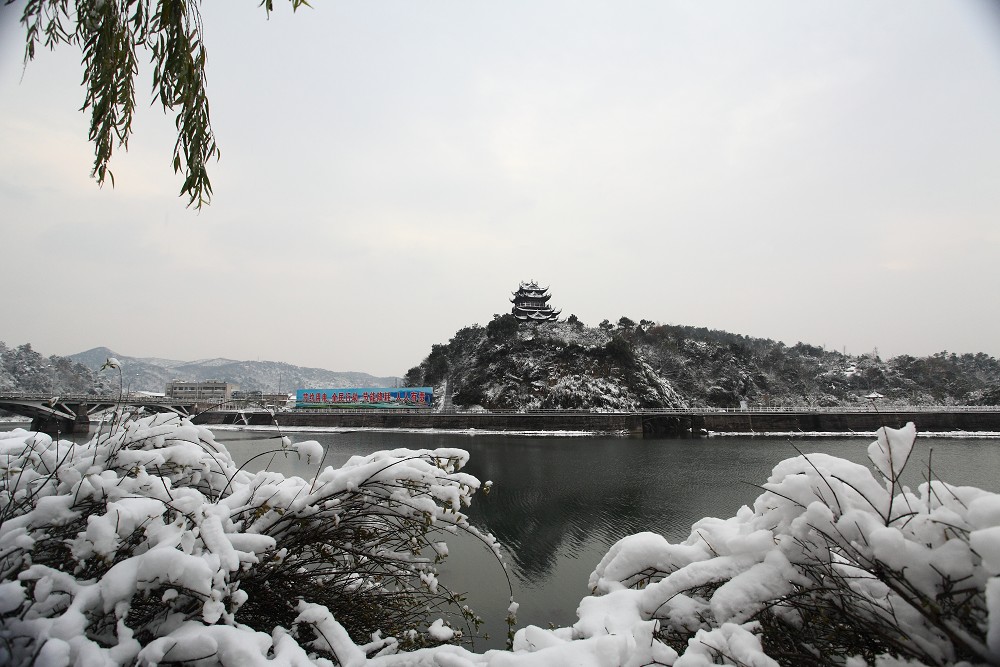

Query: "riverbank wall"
<box><xmin>191</xmin><ymin>409</ymin><xmax>1000</xmax><ymax>437</ymax></box>
<box><xmin>197</xmin><ymin>411</ymin><xmax>642</xmax><ymax>433</ymax></box>
<box><xmin>196</xmin><ymin>410</ymin><xmax>642</xmax><ymax>434</ymax></box>
<box><xmin>688</xmin><ymin>411</ymin><xmax>1000</xmax><ymax>435</ymax></box>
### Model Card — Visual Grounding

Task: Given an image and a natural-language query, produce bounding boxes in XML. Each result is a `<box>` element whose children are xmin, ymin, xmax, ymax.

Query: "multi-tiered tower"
<box><xmin>510</xmin><ymin>281</ymin><xmax>561</xmax><ymax>321</ymax></box>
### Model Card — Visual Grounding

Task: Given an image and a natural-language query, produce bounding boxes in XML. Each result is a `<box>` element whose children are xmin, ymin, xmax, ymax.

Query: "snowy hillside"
<box><xmin>404</xmin><ymin>317</ymin><xmax>687</xmax><ymax>411</ymax></box>
<box><xmin>6</xmin><ymin>320</ymin><xmax>999</xmax><ymax>407</ymax></box>
<box><xmin>633</xmin><ymin>323</ymin><xmax>1000</xmax><ymax>407</ymax></box>
<box><xmin>406</xmin><ymin>317</ymin><xmax>1000</xmax><ymax>409</ymax></box>
<box><xmin>0</xmin><ymin>343</ymin><xmax>114</xmax><ymax>395</ymax></box>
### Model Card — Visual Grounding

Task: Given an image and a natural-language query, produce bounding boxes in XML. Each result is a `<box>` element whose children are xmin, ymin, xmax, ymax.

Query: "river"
<box><xmin>5</xmin><ymin>420</ymin><xmax>996</xmax><ymax>650</ymax></box>
<box><xmin>207</xmin><ymin>427</ymin><xmax>1000</xmax><ymax>650</ymax></box>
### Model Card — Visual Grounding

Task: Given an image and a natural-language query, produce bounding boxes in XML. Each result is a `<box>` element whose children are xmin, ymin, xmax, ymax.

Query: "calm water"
<box><xmin>6</xmin><ymin>420</ymin><xmax>994</xmax><ymax>649</ymax></box>
<box><xmin>209</xmin><ymin>428</ymin><xmax>1000</xmax><ymax>649</ymax></box>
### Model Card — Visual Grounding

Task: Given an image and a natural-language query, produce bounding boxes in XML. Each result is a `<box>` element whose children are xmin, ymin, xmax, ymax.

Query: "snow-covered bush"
<box><xmin>5</xmin><ymin>417</ymin><xmax>1000</xmax><ymax>666</ymax></box>
<box><xmin>0</xmin><ymin>414</ymin><xmax>500</xmax><ymax>665</ymax></box>
<box><xmin>311</xmin><ymin>423</ymin><xmax>997</xmax><ymax>667</ymax></box>
<box><xmin>565</xmin><ymin>422</ymin><xmax>1000</xmax><ymax>666</ymax></box>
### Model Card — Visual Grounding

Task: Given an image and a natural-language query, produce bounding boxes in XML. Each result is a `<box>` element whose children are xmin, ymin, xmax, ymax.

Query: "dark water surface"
<box><xmin>211</xmin><ymin>428</ymin><xmax>1000</xmax><ymax>650</ymax></box>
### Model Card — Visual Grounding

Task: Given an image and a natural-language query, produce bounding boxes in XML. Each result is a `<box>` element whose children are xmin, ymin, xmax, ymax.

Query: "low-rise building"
<box><xmin>165</xmin><ymin>380</ymin><xmax>238</xmax><ymax>403</ymax></box>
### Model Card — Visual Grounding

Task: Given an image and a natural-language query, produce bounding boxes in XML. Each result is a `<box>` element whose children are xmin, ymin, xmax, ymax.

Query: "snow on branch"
<box><xmin>0</xmin><ymin>415</ymin><xmax>499</xmax><ymax>665</ymax></box>
<box><xmin>569</xmin><ymin>423</ymin><xmax>1000</xmax><ymax>666</ymax></box>
<box><xmin>3</xmin><ymin>419</ymin><xmax>1000</xmax><ymax>666</ymax></box>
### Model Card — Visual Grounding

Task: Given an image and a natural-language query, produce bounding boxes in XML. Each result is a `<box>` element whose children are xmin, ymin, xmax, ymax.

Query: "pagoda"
<box><xmin>510</xmin><ymin>280</ymin><xmax>561</xmax><ymax>321</ymax></box>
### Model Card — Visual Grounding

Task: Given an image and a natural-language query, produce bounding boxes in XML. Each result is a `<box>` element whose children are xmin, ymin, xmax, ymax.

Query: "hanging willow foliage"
<box><xmin>10</xmin><ymin>0</ymin><xmax>310</xmax><ymax>208</ymax></box>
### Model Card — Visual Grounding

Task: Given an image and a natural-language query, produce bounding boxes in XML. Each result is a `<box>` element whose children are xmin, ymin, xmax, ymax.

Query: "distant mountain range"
<box><xmin>0</xmin><ymin>342</ymin><xmax>400</xmax><ymax>396</ymax></box>
<box><xmin>67</xmin><ymin>347</ymin><xmax>402</xmax><ymax>394</ymax></box>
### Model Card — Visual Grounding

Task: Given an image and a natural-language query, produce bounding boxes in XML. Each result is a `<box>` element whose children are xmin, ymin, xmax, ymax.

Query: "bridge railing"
<box><xmin>0</xmin><ymin>392</ymin><xmax>196</xmax><ymax>406</ymax></box>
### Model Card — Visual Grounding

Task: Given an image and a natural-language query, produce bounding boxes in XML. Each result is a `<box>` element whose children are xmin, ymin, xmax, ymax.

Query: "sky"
<box><xmin>2</xmin><ymin>1</ymin><xmax>1000</xmax><ymax>377</ymax></box>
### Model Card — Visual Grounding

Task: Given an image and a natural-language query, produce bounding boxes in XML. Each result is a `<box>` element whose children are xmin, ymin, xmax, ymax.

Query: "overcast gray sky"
<box><xmin>2</xmin><ymin>1</ymin><xmax>999</xmax><ymax>377</ymax></box>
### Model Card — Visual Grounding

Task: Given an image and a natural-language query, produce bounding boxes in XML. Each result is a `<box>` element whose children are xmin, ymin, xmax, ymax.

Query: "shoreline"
<box><xmin>4</xmin><ymin>419</ymin><xmax>999</xmax><ymax>440</ymax></box>
<box><xmin>207</xmin><ymin>423</ymin><xmax>607</xmax><ymax>437</ymax></box>
<box><xmin>706</xmin><ymin>430</ymin><xmax>1000</xmax><ymax>439</ymax></box>
<box><xmin>198</xmin><ymin>424</ymin><xmax>1000</xmax><ymax>440</ymax></box>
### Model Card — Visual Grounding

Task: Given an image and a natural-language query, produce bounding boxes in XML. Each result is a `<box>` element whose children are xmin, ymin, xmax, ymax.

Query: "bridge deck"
<box><xmin>0</xmin><ymin>393</ymin><xmax>200</xmax><ymax>435</ymax></box>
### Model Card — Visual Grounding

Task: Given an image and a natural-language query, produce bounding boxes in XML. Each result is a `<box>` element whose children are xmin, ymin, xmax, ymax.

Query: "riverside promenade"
<box><xmin>192</xmin><ymin>406</ymin><xmax>1000</xmax><ymax>437</ymax></box>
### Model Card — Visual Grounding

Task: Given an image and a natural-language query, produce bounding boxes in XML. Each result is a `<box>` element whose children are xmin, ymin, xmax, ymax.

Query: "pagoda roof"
<box><xmin>512</xmin><ymin>304</ymin><xmax>561</xmax><ymax>318</ymax></box>
<box><xmin>513</xmin><ymin>309</ymin><xmax>561</xmax><ymax>321</ymax></box>
<box><xmin>510</xmin><ymin>280</ymin><xmax>559</xmax><ymax>321</ymax></box>
<box><xmin>510</xmin><ymin>293</ymin><xmax>551</xmax><ymax>303</ymax></box>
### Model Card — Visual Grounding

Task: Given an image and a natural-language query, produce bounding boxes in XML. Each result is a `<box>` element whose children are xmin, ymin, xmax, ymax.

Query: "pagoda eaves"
<box><xmin>510</xmin><ymin>280</ymin><xmax>560</xmax><ymax>322</ymax></box>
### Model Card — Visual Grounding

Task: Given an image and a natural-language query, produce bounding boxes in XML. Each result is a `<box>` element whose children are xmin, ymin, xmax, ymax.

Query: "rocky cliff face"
<box><xmin>405</xmin><ymin>318</ymin><xmax>686</xmax><ymax>411</ymax></box>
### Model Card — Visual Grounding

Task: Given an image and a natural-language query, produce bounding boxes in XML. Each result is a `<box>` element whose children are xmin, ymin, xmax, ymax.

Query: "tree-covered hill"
<box><xmin>634</xmin><ymin>321</ymin><xmax>1000</xmax><ymax>407</ymax></box>
<box><xmin>405</xmin><ymin>316</ymin><xmax>1000</xmax><ymax>409</ymax></box>
<box><xmin>404</xmin><ymin>316</ymin><xmax>686</xmax><ymax>411</ymax></box>
<box><xmin>0</xmin><ymin>343</ymin><xmax>114</xmax><ymax>395</ymax></box>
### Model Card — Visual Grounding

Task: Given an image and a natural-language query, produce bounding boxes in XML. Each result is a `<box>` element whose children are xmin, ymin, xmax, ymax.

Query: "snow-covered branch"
<box><xmin>3</xmin><ymin>419</ymin><xmax>1000</xmax><ymax>666</ymax></box>
<box><xmin>0</xmin><ymin>415</ymin><xmax>498</xmax><ymax>665</ymax></box>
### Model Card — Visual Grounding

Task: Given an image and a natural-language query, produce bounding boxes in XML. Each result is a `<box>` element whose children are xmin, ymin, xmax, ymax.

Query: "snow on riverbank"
<box><xmin>3</xmin><ymin>419</ymin><xmax>1000</xmax><ymax>665</ymax></box>
<box><xmin>208</xmin><ymin>423</ymin><xmax>612</xmax><ymax>437</ymax></box>
<box><xmin>708</xmin><ymin>429</ymin><xmax>1000</xmax><ymax>438</ymax></box>
<box><xmin>211</xmin><ymin>422</ymin><xmax>1000</xmax><ymax>440</ymax></box>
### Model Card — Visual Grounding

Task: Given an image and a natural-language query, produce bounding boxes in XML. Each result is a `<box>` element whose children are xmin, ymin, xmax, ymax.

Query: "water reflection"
<box><xmin>6</xmin><ymin>420</ymin><xmax>996</xmax><ymax>649</ymax></box>
<box><xmin>211</xmin><ymin>428</ymin><xmax>1000</xmax><ymax>648</ymax></box>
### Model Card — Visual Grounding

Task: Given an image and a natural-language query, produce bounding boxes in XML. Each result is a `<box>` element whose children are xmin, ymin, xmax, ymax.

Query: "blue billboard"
<box><xmin>296</xmin><ymin>387</ymin><xmax>433</xmax><ymax>409</ymax></box>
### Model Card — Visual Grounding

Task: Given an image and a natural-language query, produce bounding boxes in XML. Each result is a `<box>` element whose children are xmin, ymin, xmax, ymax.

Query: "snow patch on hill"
<box><xmin>407</xmin><ymin>319</ymin><xmax>686</xmax><ymax>411</ymax></box>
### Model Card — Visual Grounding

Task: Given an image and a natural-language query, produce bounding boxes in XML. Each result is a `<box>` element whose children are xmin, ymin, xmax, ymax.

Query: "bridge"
<box><xmin>0</xmin><ymin>392</ymin><xmax>199</xmax><ymax>436</ymax></box>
